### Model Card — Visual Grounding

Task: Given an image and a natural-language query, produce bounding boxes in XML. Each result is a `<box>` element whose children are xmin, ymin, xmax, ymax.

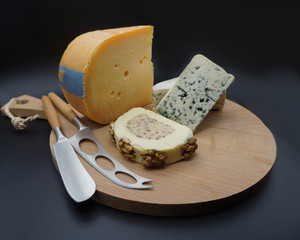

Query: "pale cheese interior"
<box><xmin>85</xmin><ymin>28</ymin><xmax>153</xmax><ymax>123</ymax></box>
<box><xmin>152</xmin><ymin>77</ymin><xmax>226</xmax><ymax>110</ymax></box>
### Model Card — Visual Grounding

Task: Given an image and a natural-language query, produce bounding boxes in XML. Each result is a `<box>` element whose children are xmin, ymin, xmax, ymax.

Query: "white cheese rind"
<box><xmin>152</xmin><ymin>77</ymin><xmax>178</xmax><ymax>91</ymax></box>
<box><xmin>152</xmin><ymin>77</ymin><xmax>226</xmax><ymax>110</ymax></box>
<box><xmin>113</xmin><ymin>107</ymin><xmax>194</xmax><ymax>166</ymax></box>
<box><xmin>155</xmin><ymin>54</ymin><xmax>234</xmax><ymax>131</ymax></box>
<box><xmin>152</xmin><ymin>78</ymin><xmax>178</xmax><ymax>109</ymax></box>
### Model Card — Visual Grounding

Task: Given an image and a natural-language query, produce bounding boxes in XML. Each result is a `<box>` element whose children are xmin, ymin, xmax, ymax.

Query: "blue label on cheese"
<box><xmin>59</xmin><ymin>65</ymin><xmax>84</xmax><ymax>97</ymax></box>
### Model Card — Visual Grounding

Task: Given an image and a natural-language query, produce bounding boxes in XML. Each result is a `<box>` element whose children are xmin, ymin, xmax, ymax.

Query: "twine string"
<box><xmin>4</xmin><ymin>98</ymin><xmax>39</xmax><ymax>130</ymax></box>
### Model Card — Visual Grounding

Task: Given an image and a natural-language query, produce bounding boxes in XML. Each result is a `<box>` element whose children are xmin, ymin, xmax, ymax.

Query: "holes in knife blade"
<box><xmin>142</xmin><ymin>181</ymin><xmax>152</xmax><ymax>187</ymax></box>
<box><xmin>79</xmin><ymin>139</ymin><xmax>98</xmax><ymax>155</ymax></box>
<box><xmin>96</xmin><ymin>156</ymin><xmax>115</xmax><ymax>171</ymax></box>
<box><xmin>115</xmin><ymin>172</ymin><xmax>137</xmax><ymax>184</ymax></box>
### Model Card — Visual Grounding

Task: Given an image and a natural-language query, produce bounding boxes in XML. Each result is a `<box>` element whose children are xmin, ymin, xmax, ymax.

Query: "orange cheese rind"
<box><xmin>58</xmin><ymin>25</ymin><xmax>154</xmax><ymax>124</ymax></box>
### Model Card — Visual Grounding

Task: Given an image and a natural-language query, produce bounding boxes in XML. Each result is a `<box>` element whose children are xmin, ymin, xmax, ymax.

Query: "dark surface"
<box><xmin>1</xmin><ymin>2</ymin><xmax>300</xmax><ymax>240</ymax></box>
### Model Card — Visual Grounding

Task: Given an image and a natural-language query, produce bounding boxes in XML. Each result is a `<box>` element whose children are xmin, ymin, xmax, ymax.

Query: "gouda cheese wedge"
<box><xmin>59</xmin><ymin>26</ymin><xmax>154</xmax><ymax>124</ymax></box>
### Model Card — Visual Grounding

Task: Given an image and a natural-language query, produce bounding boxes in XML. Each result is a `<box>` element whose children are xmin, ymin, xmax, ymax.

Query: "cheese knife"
<box><xmin>42</xmin><ymin>96</ymin><xmax>96</xmax><ymax>202</ymax></box>
<box><xmin>48</xmin><ymin>92</ymin><xmax>153</xmax><ymax>189</ymax></box>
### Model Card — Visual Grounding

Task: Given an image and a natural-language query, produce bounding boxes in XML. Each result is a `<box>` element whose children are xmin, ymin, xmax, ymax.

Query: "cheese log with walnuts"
<box><xmin>109</xmin><ymin>107</ymin><xmax>198</xmax><ymax>167</ymax></box>
<box><xmin>58</xmin><ymin>26</ymin><xmax>154</xmax><ymax>124</ymax></box>
<box><xmin>152</xmin><ymin>77</ymin><xmax>226</xmax><ymax>110</ymax></box>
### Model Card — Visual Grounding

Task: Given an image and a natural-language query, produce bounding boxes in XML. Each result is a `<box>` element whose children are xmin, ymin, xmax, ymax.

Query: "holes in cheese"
<box><xmin>123</xmin><ymin>70</ymin><xmax>129</xmax><ymax>78</ymax></box>
<box><xmin>139</xmin><ymin>56</ymin><xmax>147</xmax><ymax>64</ymax></box>
<box><xmin>59</xmin><ymin>26</ymin><xmax>154</xmax><ymax>124</ymax></box>
<box><xmin>109</xmin><ymin>107</ymin><xmax>198</xmax><ymax>167</ymax></box>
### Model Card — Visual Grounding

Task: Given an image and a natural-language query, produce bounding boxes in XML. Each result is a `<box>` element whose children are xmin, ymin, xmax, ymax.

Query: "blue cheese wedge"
<box><xmin>152</xmin><ymin>77</ymin><xmax>178</xmax><ymax>109</ymax></box>
<box><xmin>109</xmin><ymin>107</ymin><xmax>198</xmax><ymax>167</ymax></box>
<box><xmin>152</xmin><ymin>77</ymin><xmax>226</xmax><ymax>110</ymax></box>
<box><xmin>156</xmin><ymin>54</ymin><xmax>234</xmax><ymax>131</ymax></box>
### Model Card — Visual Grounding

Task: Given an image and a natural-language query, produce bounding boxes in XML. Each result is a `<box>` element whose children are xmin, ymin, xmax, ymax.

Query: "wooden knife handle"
<box><xmin>42</xmin><ymin>95</ymin><xmax>61</xmax><ymax>129</ymax></box>
<box><xmin>48</xmin><ymin>92</ymin><xmax>77</xmax><ymax>122</ymax></box>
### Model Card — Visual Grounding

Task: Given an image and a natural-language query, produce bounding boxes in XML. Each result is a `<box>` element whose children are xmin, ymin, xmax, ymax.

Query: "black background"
<box><xmin>2</xmin><ymin>1</ymin><xmax>299</xmax><ymax>77</ymax></box>
<box><xmin>1</xmin><ymin>1</ymin><xmax>300</xmax><ymax>240</ymax></box>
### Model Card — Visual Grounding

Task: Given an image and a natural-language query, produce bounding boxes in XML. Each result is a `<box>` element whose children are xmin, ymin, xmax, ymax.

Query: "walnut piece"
<box><xmin>109</xmin><ymin>122</ymin><xmax>116</xmax><ymax>143</ymax></box>
<box><xmin>118</xmin><ymin>138</ymin><xmax>136</xmax><ymax>160</ymax></box>
<box><xmin>182</xmin><ymin>137</ymin><xmax>198</xmax><ymax>159</ymax></box>
<box><xmin>141</xmin><ymin>149</ymin><xmax>167</xmax><ymax>167</ymax></box>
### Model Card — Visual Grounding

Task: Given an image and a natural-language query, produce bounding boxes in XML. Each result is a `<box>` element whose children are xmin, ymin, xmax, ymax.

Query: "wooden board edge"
<box><xmin>91</xmin><ymin>167</ymin><xmax>274</xmax><ymax>216</ymax></box>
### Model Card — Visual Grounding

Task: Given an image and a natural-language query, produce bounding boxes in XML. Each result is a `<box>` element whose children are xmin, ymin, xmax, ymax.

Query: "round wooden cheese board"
<box><xmin>48</xmin><ymin>99</ymin><xmax>276</xmax><ymax>216</ymax></box>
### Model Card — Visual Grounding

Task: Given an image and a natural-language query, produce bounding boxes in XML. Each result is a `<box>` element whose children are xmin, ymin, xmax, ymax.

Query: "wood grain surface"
<box><xmin>1</xmin><ymin>95</ymin><xmax>276</xmax><ymax>216</ymax></box>
<box><xmin>48</xmin><ymin>99</ymin><xmax>277</xmax><ymax>216</ymax></box>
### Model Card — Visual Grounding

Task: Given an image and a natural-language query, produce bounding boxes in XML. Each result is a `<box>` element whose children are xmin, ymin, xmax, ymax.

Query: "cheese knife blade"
<box><xmin>48</xmin><ymin>92</ymin><xmax>153</xmax><ymax>189</ymax></box>
<box><xmin>42</xmin><ymin>96</ymin><xmax>96</xmax><ymax>202</ymax></box>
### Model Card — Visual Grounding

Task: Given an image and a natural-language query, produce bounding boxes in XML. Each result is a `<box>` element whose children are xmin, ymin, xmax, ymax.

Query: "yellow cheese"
<box><xmin>59</xmin><ymin>26</ymin><xmax>154</xmax><ymax>124</ymax></box>
<box><xmin>109</xmin><ymin>107</ymin><xmax>198</xmax><ymax>167</ymax></box>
